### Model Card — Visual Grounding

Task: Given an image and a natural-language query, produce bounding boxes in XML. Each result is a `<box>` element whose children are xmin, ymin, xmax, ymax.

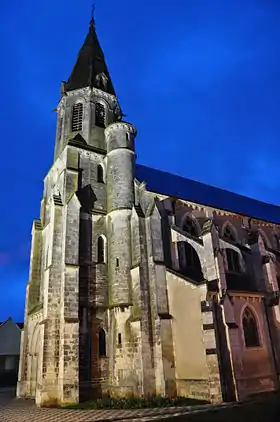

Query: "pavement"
<box><xmin>0</xmin><ymin>388</ymin><xmax>235</xmax><ymax>422</ymax></box>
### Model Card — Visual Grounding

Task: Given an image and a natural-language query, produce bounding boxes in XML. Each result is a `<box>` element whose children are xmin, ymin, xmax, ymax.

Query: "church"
<box><xmin>17</xmin><ymin>11</ymin><xmax>280</xmax><ymax>407</ymax></box>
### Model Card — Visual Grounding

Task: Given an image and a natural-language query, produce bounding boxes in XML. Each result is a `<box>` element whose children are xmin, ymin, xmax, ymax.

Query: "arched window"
<box><xmin>71</xmin><ymin>102</ymin><xmax>83</xmax><ymax>132</ymax></box>
<box><xmin>97</xmin><ymin>164</ymin><xmax>104</xmax><ymax>183</ymax></box>
<box><xmin>97</xmin><ymin>236</ymin><xmax>105</xmax><ymax>263</ymax></box>
<box><xmin>223</xmin><ymin>225</ymin><xmax>236</xmax><ymax>242</ymax></box>
<box><xmin>98</xmin><ymin>328</ymin><xmax>106</xmax><ymax>357</ymax></box>
<box><xmin>183</xmin><ymin>242</ymin><xmax>204</xmax><ymax>282</ymax></box>
<box><xmin>182</xmin><ymin>217</ymin><xmax>198</xmax><ymax>237</ymax></box>
<box><xmin>95</xmin><ymin>103</ymin><xmax>105</xmax><ymax>128</ymax></box>
<box><xmin>243</xmin><ymin>307</ymin><xmax>260</xmax><ymax>348</ymax></box>
<box><xmin>226</xmin><ymin>248</ymin><xmax>240</xmax><ymax>272</ymax></box>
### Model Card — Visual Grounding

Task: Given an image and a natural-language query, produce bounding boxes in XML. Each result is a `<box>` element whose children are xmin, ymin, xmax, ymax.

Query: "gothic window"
<box><xmin>71</xmin><ymin>102</ymin><xmax>83</xmax><ymax>132</ymax></box>
<box><xmin>226</xmin><ymin>248</ymin><xmax>240</xmax><ymax>272</ymax></box>
<box><xmin>223</xmin><ymin>225</ymin><xmax>236</xmax><ymax>242</ymax></box>
<box><xmin>95</xmin><ymin>103</ymin><xmax>105</xmax><ymax>128</ymax></box>
<box><xmin>97</xmin><ymin>164</ymin><xmax>104</xmax><ymax>183</ymax></box>
<box><xmin>97</xmin><ymin>236</ymin><xmax>105</xmax><ymax>263</ymax></box>
<box><xmin>243</xmin><ymin>307</ymin><xmax>260</xmax><ymax>348</ymax></box>
<box><xmin>183</xmin><ymin>242</ymin><xmax>204</xmax><ymax>282</ymax></box>
<box><xmin>182</xmin><ymin>217</ymin><xmax>198</xmax><ymax>237</ymax></box>
<box><xmin>98</xmin><ymin>328</ymin><xmax>106</xmax><ymax>357</ymax></box>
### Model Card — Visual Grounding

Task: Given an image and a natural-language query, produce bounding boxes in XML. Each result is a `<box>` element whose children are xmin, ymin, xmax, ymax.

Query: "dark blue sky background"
<box><xmin>1</xmin><ymin>0</ymin><xmax>280</xmax><ymax>321</ymax></box>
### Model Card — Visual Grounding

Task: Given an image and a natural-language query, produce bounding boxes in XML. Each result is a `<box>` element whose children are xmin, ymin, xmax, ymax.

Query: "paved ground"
<box><xmin>4</xmin><ymin>388</ymin><xmax>279</xmax><ymax>422</ymax></box>
<box><xmin>0</xmin><ymin>388</ymin><xmax>233</xmax><ymax>422</ymax></box>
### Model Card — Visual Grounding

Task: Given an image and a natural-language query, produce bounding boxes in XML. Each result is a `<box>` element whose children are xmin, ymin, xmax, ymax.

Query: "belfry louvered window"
<box><xmin>95</xmin><ymin>103</ymin><xmax>105</xmax><ymax>128</ymax></box>
<box><xmin>71</xmin><ymin>102</ymin><xmax>83</xmax><ymax>132</ymax></box>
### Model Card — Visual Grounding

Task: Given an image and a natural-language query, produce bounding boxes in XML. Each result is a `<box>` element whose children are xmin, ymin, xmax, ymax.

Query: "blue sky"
<box><xmin>1</xmin><ymin>0</ymin><xmax>280</xmax><ymax>321</ymax></box>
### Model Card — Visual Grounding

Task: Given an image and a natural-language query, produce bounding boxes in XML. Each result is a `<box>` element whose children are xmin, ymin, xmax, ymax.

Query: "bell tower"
<box><xmin>17</xmin><ymin>8</ymin><xmax>135</xmax><ymax>407</ymax></box>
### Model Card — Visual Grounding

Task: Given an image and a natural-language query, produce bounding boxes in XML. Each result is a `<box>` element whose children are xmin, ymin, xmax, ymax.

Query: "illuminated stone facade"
<box><xmin>17</xmin><ymin>15</ymin><xmax>280</xmax><ymax>407</ymax></box>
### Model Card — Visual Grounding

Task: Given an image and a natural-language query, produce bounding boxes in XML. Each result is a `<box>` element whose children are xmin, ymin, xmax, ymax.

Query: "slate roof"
<box><xmin>65</xmin><ymin>18</ymin><xmax>115</xmax><ymax>95</ymax></box>
<box><xmin>135</xmin><ymin>164</ymin><xmax>280</xmax><ymax>225</ymax></box>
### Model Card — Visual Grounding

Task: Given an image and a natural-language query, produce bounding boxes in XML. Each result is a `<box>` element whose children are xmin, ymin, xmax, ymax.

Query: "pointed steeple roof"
<box><xmin>65</xmin><ymin>13</ymin><xmax>115</xmax><ymax>95</ymax></box>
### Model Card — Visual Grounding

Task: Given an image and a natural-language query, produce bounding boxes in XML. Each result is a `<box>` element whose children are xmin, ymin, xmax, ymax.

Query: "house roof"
<box><xmin>0</xmin><ymin>318</ymin><xmax>23</xmax><ymax>330</ymax></box>
<box><xmin>135</xmin><ymin>164</ymin><xmax>280</xmax><ymax>225</ymax></box>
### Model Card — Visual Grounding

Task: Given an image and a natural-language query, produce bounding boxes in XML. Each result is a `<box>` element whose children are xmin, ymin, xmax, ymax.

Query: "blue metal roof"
<box><xmin>135</xmin><ymin>164</ymin><xmax>280</xmax><ymax>225</ymax></box>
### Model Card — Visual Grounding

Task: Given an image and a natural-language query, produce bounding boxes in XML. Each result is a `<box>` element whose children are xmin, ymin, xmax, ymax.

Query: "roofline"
<box><xmin>136</xmin><ymin>164</ymin><xmax>280</xmax><ymax>226</ymax></box>
<box><xmin>149</xmin><ymin>189</ymin><xmax>280</xmax><ymax>226</ymax></box>
<box><xmin>0</xmin><ymin>318</ymin><xmax>23</xmax><ymax>331</ymax></box>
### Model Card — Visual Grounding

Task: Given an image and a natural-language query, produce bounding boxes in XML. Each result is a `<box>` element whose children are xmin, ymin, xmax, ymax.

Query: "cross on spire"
<box><xmin>91</xmin><ymin>3</ymin><xmax>95</xmax><ymax>18</ymax></box>
<box><xmin>91</xmin><ymin>3</ymin><xmax>96</xmax><ymax>26</ymax></box>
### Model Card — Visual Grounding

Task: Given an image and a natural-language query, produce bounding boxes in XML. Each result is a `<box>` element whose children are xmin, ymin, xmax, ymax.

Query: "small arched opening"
<box><xmin>97</xmin><ymin>164</ymin><xmax>104</xmax><ymax>183</ymax></box>
<box><xmin>98</xmin><ymin>328</ymin><xmax>106</xmax><ymax>357</ymax></box>
<box><xmin>97</xmin><ymin>236</ymin><xmax>105</xmax><ymax>263</ymax></box>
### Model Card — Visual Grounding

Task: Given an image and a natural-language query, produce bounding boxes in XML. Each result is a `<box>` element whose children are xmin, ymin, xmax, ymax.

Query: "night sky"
<box><xmin>1</xmin><ymin>0</ymin><xmax>280</xmax><ymax>321</ymax></box>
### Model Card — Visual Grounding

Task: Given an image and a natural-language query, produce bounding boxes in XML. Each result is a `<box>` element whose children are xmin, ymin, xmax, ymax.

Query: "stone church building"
<box><xmin>17</xmin><ymin>13</ymin><xmax>280</xmax><ymax>407</ymax></box>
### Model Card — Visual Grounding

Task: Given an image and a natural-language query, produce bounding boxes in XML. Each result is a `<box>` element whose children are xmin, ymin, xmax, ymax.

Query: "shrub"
<box><xmin>64</xmin><ymin>395</ymin><xmax>209</xmax><ymax>410</ymax></box>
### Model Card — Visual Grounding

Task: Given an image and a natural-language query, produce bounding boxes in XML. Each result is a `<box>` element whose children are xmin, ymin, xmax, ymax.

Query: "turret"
<box><xmin>105</xmin><ymin>121</ymin><xmax>137</xmax><ymax>307</ymax></box>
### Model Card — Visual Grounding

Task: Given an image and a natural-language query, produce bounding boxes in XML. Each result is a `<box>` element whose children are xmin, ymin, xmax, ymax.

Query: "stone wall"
<box><xmin>166</xmin><ymin>271</ymin><xmax>221</xmax><ymax>402</ymax></box>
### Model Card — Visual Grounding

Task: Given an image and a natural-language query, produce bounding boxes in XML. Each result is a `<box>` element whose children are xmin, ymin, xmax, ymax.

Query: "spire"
<box><xmin>64</xmin><ymin>6</ymin><xmax>115</xmax><ymax>95</ymax></box>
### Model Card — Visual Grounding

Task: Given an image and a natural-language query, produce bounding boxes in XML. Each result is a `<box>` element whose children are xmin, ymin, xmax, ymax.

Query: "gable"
<box><xmin>0</xmin><ymin>319</ymin><xmax>22</xmax><ymax>355</ymax></box>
